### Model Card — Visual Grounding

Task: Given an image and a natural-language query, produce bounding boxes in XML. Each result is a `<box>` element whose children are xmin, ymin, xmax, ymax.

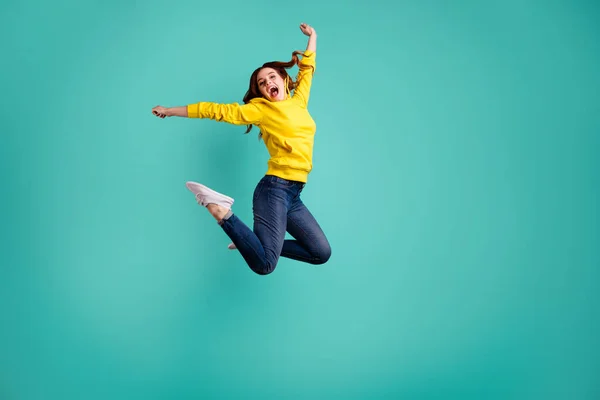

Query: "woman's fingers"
<box><xmin>152</xmin><ymin>106</ymin><xmax>168</xmax><ymax>118</ymax></box>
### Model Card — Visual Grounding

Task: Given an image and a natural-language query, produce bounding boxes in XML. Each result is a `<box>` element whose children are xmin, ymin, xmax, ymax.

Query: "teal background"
<box><xmin>1</xmin><ymin>0</ymin><xmax>599</xmax><ymax>398</ymax></box>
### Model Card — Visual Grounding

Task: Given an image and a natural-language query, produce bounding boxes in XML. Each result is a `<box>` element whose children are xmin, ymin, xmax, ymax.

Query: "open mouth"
<box><xmin>268</xmin><ymin>86</ymin><xmax>279</xmax><ymax>97</ymax></box>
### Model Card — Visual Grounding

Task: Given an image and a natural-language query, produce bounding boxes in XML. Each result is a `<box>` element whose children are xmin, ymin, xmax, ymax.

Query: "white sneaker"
<box><xmin>227</xmin><ymin>243</ymin><xmax>237</xmax><ymax>250</ymax></box>
<box><xmin>185</xmin><ymin>181</ymin><xmax>234</xmax><ymax>209</ymax></box>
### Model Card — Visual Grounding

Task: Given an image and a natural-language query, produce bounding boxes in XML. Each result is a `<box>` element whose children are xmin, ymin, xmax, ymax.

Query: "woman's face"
<box><xmin>257</xmin><ymin>68</ymin><xmax>286</xmax><ymax>101</ymax></box>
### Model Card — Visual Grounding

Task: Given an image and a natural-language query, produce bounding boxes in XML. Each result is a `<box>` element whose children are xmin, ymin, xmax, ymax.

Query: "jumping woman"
<box><xmin>151</xmin><ymin>23</ymin><xmax>331</xmax><ymax>275</ymax></box>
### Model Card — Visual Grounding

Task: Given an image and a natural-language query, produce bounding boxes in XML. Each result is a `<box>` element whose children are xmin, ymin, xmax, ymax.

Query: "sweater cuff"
<box><xmin>187</xmin><ymin>103</ymin><xmax>200</xmax><ymax>118</ymax></box>
<box><xmin>299</xmin><ymin>51</ymin><xmax>315</xmax><ymax>69</ymax></box>
<box><xmin>300</xmin><ymin>50</ymin><xmax>315</xmax><ymax>61</ymax></box>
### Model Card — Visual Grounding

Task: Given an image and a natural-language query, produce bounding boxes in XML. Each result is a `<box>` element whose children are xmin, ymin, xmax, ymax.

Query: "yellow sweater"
<box><xmin>187</xmin><ymin>50</ymin><xmax>317</xmax><ymax>183</ymax></box>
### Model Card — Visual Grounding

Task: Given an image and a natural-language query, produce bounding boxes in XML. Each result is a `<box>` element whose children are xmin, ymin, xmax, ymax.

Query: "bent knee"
<box><xmin>251</xmin><ymin>263</ymin><xmax>277</xmax><ymax>276</ymax></box>
<box><xmin>312</xmin><ymin>244</ymin><xmax>332</xmax><ymax>265</ymax></box>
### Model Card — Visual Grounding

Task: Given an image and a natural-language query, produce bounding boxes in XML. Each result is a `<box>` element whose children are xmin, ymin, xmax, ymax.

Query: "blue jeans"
<box><xmin>219</xmin><ymin>175</ymin><xmax>331</xmax><ymax>275</ymax></box>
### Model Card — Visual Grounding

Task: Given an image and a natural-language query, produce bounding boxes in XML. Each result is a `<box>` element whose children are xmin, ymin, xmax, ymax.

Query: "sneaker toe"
<box><xmin>185</xmin><ymin>181</ymin><xmax>204</xmax><ymax>193</ymax></box>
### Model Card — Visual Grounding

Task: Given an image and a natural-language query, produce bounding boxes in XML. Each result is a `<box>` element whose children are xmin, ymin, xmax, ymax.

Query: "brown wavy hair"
<box><xmin>243</xmin><ymin>50</ymin><xmax>312</xmax><ymax>137</ymax></box>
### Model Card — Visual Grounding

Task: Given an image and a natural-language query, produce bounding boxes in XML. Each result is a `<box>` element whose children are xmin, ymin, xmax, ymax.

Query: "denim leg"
<box><xmin>220</xmin><ymin>176</ymin><xmax>290</xmax><ymax>275</ymax></box>
<box><xmin>282</xmin><ymin>197</ymin><xmax>332</xmax><ymax>265</ymax></box>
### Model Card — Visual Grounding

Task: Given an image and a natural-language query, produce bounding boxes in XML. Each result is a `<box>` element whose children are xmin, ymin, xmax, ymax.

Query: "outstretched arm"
<box><xmin>152</xmin><ymin>106</ymin><xmax>187</xmax><ymax>118</ymax></box>
<box><xmin>152</xmin><ymin>102</ymin><xmax>262</xmax><ymax>125</ymax></box>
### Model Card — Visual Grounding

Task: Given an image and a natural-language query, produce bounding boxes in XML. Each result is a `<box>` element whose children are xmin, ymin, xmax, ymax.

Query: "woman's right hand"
<box><xmin>152</xmin><ymin>105</ymin><xmax>169</xmax><ymax>118</ymax></box>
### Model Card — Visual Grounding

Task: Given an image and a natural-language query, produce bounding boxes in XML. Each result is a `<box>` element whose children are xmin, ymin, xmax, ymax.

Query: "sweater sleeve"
<box><xmin>187</xmin><ymin>102</ymin><xmax>263</xmax><ymax>125</ymax></box>
<box><xmin>293</xmin><ymin>50</ymin><xmax>316</xmax><ymax>107</ymax></box>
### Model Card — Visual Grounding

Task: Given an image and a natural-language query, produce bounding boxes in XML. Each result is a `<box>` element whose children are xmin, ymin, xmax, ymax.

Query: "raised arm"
<box><xmin>301</xmin><ymin>23</ymin><xmax>317</xmax><ymax>52</ymax></box>
<box><xmin>294</xmin><ymin>23</ymin><xmax>317</xmax><ymax>107</ymax></box>
<box><xmin>152</xmin><ymin>102</ymin><xmax>262</xmax><ymax>125</ymax></box>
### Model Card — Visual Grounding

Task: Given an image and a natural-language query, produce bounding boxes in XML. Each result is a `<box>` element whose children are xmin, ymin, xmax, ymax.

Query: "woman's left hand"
<box><xmin>299</xmin><ymin>23</ymin><xmax>315</xmax><ymax>36</ymax></box>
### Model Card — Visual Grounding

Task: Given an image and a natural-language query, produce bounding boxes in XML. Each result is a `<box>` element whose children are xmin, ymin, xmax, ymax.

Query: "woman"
<box><xmin>152</xmin><ymin>23</ymin><xmax>331</xmax><ymax>275</ymax></box>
